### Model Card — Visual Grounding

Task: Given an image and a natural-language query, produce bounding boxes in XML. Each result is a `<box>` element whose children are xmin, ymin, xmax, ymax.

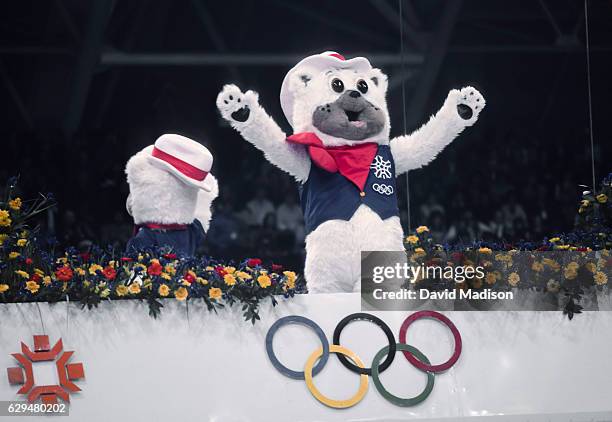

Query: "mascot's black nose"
<box><xmin>348</xmin><ymin>90</ymin><xmax>361</xmax><ymax>98</ymax></box>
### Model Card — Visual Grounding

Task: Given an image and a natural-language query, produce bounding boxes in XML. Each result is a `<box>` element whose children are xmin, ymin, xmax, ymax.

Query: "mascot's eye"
<box><xmin>331</xmin><ymin>78</ymin><xmax>344</xmax><ymax>93</ymax></box>
<box><xmin>357</xmin><ymin>79</ymin><xmax>368</xmax><ymax>94</ymax></box>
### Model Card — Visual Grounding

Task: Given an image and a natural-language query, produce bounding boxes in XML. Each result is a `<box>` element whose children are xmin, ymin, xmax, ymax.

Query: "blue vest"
<box><xmin>299</xmin><ymin>144</ymin><xmax>399</xmax><ymax>235</ymax></box>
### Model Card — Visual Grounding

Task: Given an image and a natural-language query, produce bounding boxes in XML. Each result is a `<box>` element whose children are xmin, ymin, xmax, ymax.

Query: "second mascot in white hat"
<box><xmin>125</xmin><ymin>134</ymin><xmax>218</xmax><ymax>256</ymax></box>
<box><xmin>217</xmin><ymin>52</ymin><xmax>485</xmax><ymax>293</ymax></box>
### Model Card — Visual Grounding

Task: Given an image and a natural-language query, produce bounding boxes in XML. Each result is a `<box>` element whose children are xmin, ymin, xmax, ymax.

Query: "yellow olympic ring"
<box><xmin>304</xmin><ymin>344</ymin><xmax>369</xmax><ymax>409</ymax></box>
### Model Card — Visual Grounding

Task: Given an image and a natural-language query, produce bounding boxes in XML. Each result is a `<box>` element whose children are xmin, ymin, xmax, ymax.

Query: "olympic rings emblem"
<box><xmin>265</xmin><ymin>310</ymin><xmax>461</xmax><ymax>408</ymax></box>
<box><xmin>372</xmin><ymin>183</ymin><xmax>394</xmax><ymax>195</ymax></box>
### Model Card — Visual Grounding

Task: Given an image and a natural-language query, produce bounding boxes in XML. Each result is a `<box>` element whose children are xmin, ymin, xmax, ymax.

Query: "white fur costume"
<box><xmin>216</xmin><ymin>53</ymin><xmax>484</xmax><ymax>293</ymax></box>
<box><xmin>126</xmin><ymin>145</ymin><xmax>219</xmax><ymax>232</ymax></box>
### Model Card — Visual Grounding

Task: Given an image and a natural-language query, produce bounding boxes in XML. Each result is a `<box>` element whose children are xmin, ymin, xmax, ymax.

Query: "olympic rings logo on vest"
<box><xmin>265</xmin><ymin>310</ymin><xmax>462</xmax><ymax>409</ymax></box>
<box><xmin>372</xmin><ymin>183</ymin><xmax>394</xmax><ymax>195</ymax></box>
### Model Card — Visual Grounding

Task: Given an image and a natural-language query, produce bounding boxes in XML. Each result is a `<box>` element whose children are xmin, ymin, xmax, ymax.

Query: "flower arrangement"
<box><xmin>402</xmin><ymin>174</ymin><xmax>612</xmax><ymax>320</ymax></box>
<box><xmin>0</xmin><ymin>178</ymin><xmax>304</xmax><ymax>323</ymax></box>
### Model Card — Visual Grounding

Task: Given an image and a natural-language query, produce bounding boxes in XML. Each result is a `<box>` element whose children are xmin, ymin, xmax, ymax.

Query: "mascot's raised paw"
<box><xmin>216</xmin><ymin>84</ymin><xmax>259</xmax><ymax>123</ymax></box>
<box><xmin>446</xmin><ymin>86</ymin><xmax>485</xmax><ymax>126</ymax></box>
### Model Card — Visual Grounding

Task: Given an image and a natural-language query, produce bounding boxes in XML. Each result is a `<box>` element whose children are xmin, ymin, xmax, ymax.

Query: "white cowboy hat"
<box><xmin>280</xmin><ymin>51</ymin><xmax>373</xmax><ymax>125</ymax></box>
<box><xmin>145</xmin><ymin>134</ymin><xmax>215</xmax><ymax>192</ymax></box>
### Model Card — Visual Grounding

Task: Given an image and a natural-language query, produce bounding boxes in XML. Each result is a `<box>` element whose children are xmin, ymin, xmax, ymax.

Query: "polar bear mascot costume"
<box><xmin>217</xmin><ymin>51</ymin><xmax>485</xmax><ymax>292</ymax></box>
<box><xmin>125</xmin><ymin>134</ymin><xmax>219</xmax><ymax>256</ymax></box>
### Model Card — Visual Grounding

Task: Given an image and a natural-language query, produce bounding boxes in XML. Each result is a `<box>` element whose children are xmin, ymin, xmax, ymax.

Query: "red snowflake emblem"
<box><xmin>6</xmin><ymin>335</ymin><xmax>85</xmax><ymax>403</ymax></box>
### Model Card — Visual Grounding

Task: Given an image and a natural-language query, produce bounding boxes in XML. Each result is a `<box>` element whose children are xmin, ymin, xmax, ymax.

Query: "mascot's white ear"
<box><xmin>288</xmin><ymin>65</ymin><xmax>316</xmax><ymax>95</ymax></box>
<box><xmin>368</xmin><ymin>68</ymin><xmax>388</xmax><ymax>94</ymax></box>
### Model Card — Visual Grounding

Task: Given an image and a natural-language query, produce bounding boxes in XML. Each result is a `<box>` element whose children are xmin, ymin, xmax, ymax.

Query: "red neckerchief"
<box><xmin>287</xmin><ymin>132</ymin><xmax>378</xmax><ymax>191</ymax></box>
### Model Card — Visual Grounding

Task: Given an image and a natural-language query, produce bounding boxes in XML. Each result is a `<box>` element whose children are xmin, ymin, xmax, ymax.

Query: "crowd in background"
<box><xmin>1</xmin><ymin>126</ymin><xmax>601</xmax><ymax>271</ymax></box>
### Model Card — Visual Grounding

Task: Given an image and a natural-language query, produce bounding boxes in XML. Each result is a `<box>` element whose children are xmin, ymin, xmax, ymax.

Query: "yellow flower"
<box><xmin>14</xmin><ymin>270</ymin><xmax>29</xmax><ymax>279</ymax></box>
<box><xmin>208</xmin><ymin>287</ymin><xmax>222</xmax><ymax>300</ymax></box>
<box><xmin>158</xmin><ymin>284</ymin><xmax>170</xmax><ymax>297</ymax></box>
<box><xmin>549</xmin><ymin>237</ymin><xmax>560</xmax><ymax>243</ymax></box>
<box><xmin>75</xmin><ymin>268</ymin><xmax>86</xmax><ymax>276</ymax></box>
<box><xmin>0</xmin><ymin>284</ymin><xmax>9</xmax><ymax>293</ymax></box>
<box><xmin>9</xmin><ymin>198</ymin><xmax>22</xmax><ymax>211</ymax></box>
<box><xmin>585</xmin><ymin>262</ymin><xmax>596</xmax><ymax>273</ymax></box>
<box><xmin>160</xmin><ymin>272</ymin><xmax>172</xmax><ymax>280</ymax></box>
<box><xmin>175</xmin><ymin>286</ymin><xmax>189</xmax><ymax>301</ymax></box>
<box><xmin>89</xmin><ymin>264</ymin><xmax>103</xmax><ymax>275</ymax></box>
<box><xmin>531</xmin><ymin>261</ymin><xmax>544</xmax><ymax>272</ymax></box>
<box><xmin>406</xmin><ymin>235</ymin><xmax>419</xmax><ymax>244</ymax></box>
<box><xmin>0</xmin><ymin>234</ymin><xmax>7</xmax><ymax>245</ymax></box>
<box><xmin>197</xmin><ymin>277</ymin><xmax>208</xmax><ymax>285</ymax></box>
<box><xmin>594</xmin><ymin>271</ymin><xmax>608</xmax><ymax>285</ymax></box>
<box><xmin>478</xmin><ymin>247</ymin><xmax>492</xmax><ymax>254</ymax></box>
<box><xmin>546</xmin><ymin>279</ymin><xmax>560</xmax><ymax>293</ymax></box>
<box><xmin>555</xmin><ymin>244</ymin><xmax>570</xmax><ymax>250</ymax></box>
<box><xmin>25</xmin><ymin>281</ymin><xmax>39</xmax><ymax>294</ymax></box>
<box><xmin>257</xmin><ymin>274</ymin><xmax>272</xmax><ymax>288</ymax></box>
<box><xmin>507</xmin><ymin>272</ymin><xmax>520</xmax><ymax>287</ymax></box>
<box><xmin>566</xmin><ymin>261</ymin><xmax>579</xmax><ymax>271</ymax></box>
<box><xmin>485</xmin><ymin>272</ymin><xmax>497</xmax><ymax>285</ymax></box>
<box><xmin>596</xmin><ymin>194</ymin><xmax>608</xmax><ymax>204</ymax></box>
<box><xmin>224</xmin><ymin>273</ymin><xmax>237</xmax><ymax>286</ymax></box>
<box><xmin>9</xmin><ymin>252</ymin><xmax>20</xmax><ymax>260</ymax></box>
<box><xmin>42</xmin><ymin>276</ymin><xmax>51</xmax><ymax>286</ymax></box>
<box><xmin>416</xmin><ymin>226</ymin><xmax>429</xmax><ymax>234</ymax></box>
<box><xmin>100</xmin><ymin>288</ymin><xmax>111</xmax><ymax>298</ymax></box>
<box><xmin>16</xmin><ymin>239</ymin><xmax>27</xmax><ymax>247</ymax></box>
<box><xmin>495</xmin><ymin>253</ymin><xmax>510</xmax><ymax>262</ymax></box>
<box><xmin>0</xmin><ymin>209</ymin><xmax>11</xmax><ymax>227</ymax></box>
<box><xmin>283</xmin><ymin>271</ymin><xmax>297</xmax><ymax>289</ymax></box>
<box><xmin>414</xmin><ymin>247</ymin><xmax>425</xmax><ymax>254</ymax></box>
<box><xmin>235</xmin><ymin>271</ymin><xmax>252</xmax><ymax>281</ymax></box>
<box><xmin>542</xmin><ymin>258</ymin><xmax>560</xmax><ymax>271</ymax></box>
<box><xmin>116</xmin><ymin>285</ymin><xmax>128</xmax><ymax>296</ymax></box>
<box><xmin>205</xmin><ymin>266</ymin><xmax>215</xmax><ymax>271</ymax></box>
<box><xmin>164</xmin><ymin>265</ymin><xmax>176</xmax><ymax>275</ymax></box>
<box><xmin>564</xmin><ymin>267</ymin><xmax>577</xmax><ymax>280</ymax></box>
<box><xmin>128</xmin><ymin>283</ymin><xmax>141</xmax><ymax>294</ymax></box>
<box><xmin>224</xmin><ymin>266</ymin><xmax>236</xmax><ymax>274</ymax></box>
<box><xmin>580</xmin><ymin>200</ymin><xmax>590</xmax><ymax>207</ymax></box>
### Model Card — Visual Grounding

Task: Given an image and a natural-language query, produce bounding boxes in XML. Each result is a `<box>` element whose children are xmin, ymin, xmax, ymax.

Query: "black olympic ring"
<box><xmin>265</xmin><ymin>315</ymin><xmax>329</xmax><ymax>380</ymax></box>
<box><xmin>332</xmin><ymin>313</ymin><xmax>396</xmax><ymax>376</ymax></box>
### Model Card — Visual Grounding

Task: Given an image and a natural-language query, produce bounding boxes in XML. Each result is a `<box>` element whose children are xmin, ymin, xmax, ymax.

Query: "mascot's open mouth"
<box><xmin>345</xmin><ymin>110</ymin><xmax>367</xmax><ymax>128</ymax></box>
<box><xmin>312</xmin><ymin>91</ymin><xmax>385</xmax><ymax>141</ymax></box>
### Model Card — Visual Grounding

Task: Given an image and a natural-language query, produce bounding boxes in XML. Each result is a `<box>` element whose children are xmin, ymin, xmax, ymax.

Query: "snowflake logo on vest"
<box><xmin>370</xmin><ymin>155</ymin><xmax>392</xmax><ymax>179</ymax></box>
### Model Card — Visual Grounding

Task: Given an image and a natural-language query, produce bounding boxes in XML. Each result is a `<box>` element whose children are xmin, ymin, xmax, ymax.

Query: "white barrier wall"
<box><xmin>1</xmin><ymin>294</ymin><xmax>612</xmax><ymax>422</ymax></box>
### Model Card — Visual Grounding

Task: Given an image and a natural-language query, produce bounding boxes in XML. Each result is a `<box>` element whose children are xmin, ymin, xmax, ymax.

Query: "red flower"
<box><xmin>102</xmin><ymin>266</ymin><xmax>117</xmax><ymax>280</ymax></box>
<box><xmin>25</xmin><ymin>258</ymin><xmax>33</xmax><ymax>265</ymax></box>
<box><xmin>183</xmin><ymin>272</ymin><xmax>196</xmax><ymax>284</ymax></box>
<box><xmin>147</xmin><ymin>261</ymin><xmax>163</xmax><ymax>276</ymax></box>
<box><xmin>247</xmin><ymin>258</ymin><xmax>262</xmax><ymax>267</ymax></box>
<box><xmin>214</xmin><ymin>266</ymin><xmax>227</xmax><ymax>277</ymax></box>
<box><xmin>79</xmin><ymin>252</ymin><xmax>90</xmax><ymax>262</ymax></box>
<box><xmin>120</xmin><ymin>257</ymin><xmax>133</xmax><ymax>262</ymax></box>
<box><xmin>55</xmin><ymin>266</ymin><xmax>74</xmax><ymax>282</ymax></box>
<box><xmin>272</xmin><ymin>264</ymin><xmax>283</xmax><ymax>272</ymax></box>
<box><xmin>163</xmin><ymin>253</ymin><xmax>177</xmax><ymax>260</ymax></box>
<box><xmin>450</xmin><ymin>252</ymin><xmax>464</xmax><ymax>263</ymax></box>
<box><xmin>30</xmin><ymin>273</ymin><xmax>42</xmax><ymax>282</ymax></box>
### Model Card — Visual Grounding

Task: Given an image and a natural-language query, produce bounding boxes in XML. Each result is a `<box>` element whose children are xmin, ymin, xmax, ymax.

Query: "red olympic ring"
<box><xmin>398</xmin><ymin>310</ymin><xmax>462</xmax><ymax>373</ymax></box>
